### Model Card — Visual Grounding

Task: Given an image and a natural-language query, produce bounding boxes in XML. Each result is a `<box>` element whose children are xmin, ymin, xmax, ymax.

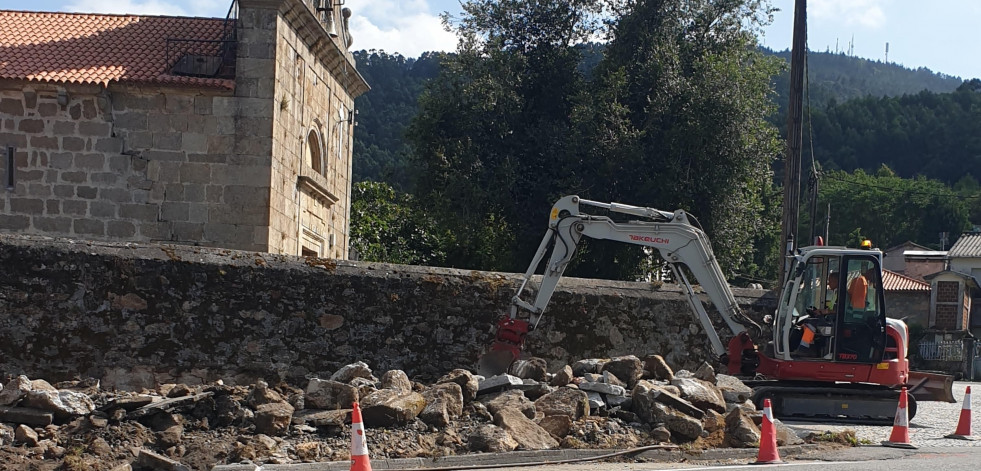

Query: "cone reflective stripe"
<box><xmin>945</xmin><ymin>386</ymin><xmax>976</xmax><ymax>440</ymax></box>
<box><xmin>350</xmin><ymin>402</ymin><xmax>372</xmax><ymax>471</ymax></box>
<box><xmin>882</xmin><ymin>387</ymin><xmax>917</xmax><ymax>449</ymax></box>
<box><xmin>751</xmin><ymin>399</ymin><xmax>784</xmax><ymax>465</ymax></box>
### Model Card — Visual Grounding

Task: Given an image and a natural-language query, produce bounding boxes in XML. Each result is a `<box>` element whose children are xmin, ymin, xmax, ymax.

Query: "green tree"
<box><xmin>569</xmin><ymin>0</ymin><xmax>783</xmax><ymax>280</ymax></box>
<box><xmin>349</xmin><ymin>181</ymin><xmax>451</xmax><ymax>265</ymax></box>
<box><xmin>813</xmin><ymin>168</ymin><xmax>971</xmax><ymax>249</ymax></box>
<box><xmin>408</xmin><ymin>0</ymin><xmax>600</xmax><ymax>271</ymax></box>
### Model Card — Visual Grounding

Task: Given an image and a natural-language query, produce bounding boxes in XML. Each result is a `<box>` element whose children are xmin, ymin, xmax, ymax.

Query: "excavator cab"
<box><xmin>776</xmin><ymin>248</ymin><xmax>886</xmax><ymax>365</ymax></box>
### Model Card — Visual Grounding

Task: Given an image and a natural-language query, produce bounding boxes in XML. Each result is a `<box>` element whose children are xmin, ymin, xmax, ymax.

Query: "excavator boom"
<box><xmin>478</xmin><ymin>195</ymin><xmax>761</xmax><ymax>376</ymax></box>
<box><xmin>477</xmin><ymin>195</ymin><xmax>955</xmax><ymax>422</ymax></box>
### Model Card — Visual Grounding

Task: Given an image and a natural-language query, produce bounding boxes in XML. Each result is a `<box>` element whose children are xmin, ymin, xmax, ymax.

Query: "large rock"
<box><xmin>468</xmin><ymin>425</ymin><xmax>518</xmax><ymax>452</ymax></box>
<box><xmin>716</xmin><ymin>374</ymin><xmax>753</xmax><ymax>404</ymax></box>
<box><xmin>0</xmin><ymin>376</ymin><xmax>32</xmax><ymax>406</ymax></box>
<box><xmin>549</xmin><ymin>365</ymin><xmax>573</xmax><ymax>387</ymax></box>
<box><xmin>420</xmin><ymin>383</ymin><xmax>464</xmax><ymax>427</ymax></box>
<box><xmin>773</xmin><ymin>418</ymin><xmax>805</xmax><ymax>446</ymax></box>
<box><xmin>292</xmin><ymin>409</ymin><xmax>350</xmax><ymax>426</ymax></box>
<box><xmin>572</xmin><ymin>359</ymin><xmax>607</xmax><ymax>377</ymax></box>
<box><xmin>510</xmin><ymin>358</ymin><xmax>548</xmax><ymax>382</ymax></box>
<box><xmin>305</xmin><ymin>379</ymin><xmax>358</xmax><ymax>410</ymax></box>
<box><xmin>648</xmin><ymin>401</ymin><xmax>703</xmax><ymax>441</ymax></box>
<box><xmin>480</xmin><ymin>390</ymin><xmax>535</xmax><ymax>419</ymax></box>
<box><xmin>436</xmin><ymin>369</ymin><xmax>478</xmax><ymax>403</ymax></box>
<box><xmin>22</xmin><ymin>390</ymin><xmax>95</xmax><ymax>419</ymax></box>
<box><xmin>670</xmin><ymin>378</ymin><xmax>725</xmax><ymax>413</ymax></box>
<box><xmin>631</xmin><ymin>380</ymin><xmax>704</xmax><ymax>421</ymax></box>
<box><xmin>14</xmin><ymin>424</ymin><xmax>39</xmax><ymax>447</ymax></box>
<box><xmin>601</xmin><ymin>355</ymin><xmax>644</xmax><ymax>388</ymax></box>
<box><xmin>254</xmin><ymin>402</ymin><xmax>294</xmax><ymax>436</ymax></box>
<box><xmin>247</xmin><ymin>381</ymin><xmax>284</xmax><ymax>408</ymax></box>
<box><xmin>331</xmin><ymin>362</ymin><xmax>374</xmax><ymax>383</ymax></box>
<box><xmin>643</xmin><ymin>355</ymin><xmax>674</xmax><ymax>381</ymax></box>
<box><xmin>601</xmin><ymin>371</ymin><xmax>626</xmax><ymax>388</ymax></box>
<box><xmin>724</xmin><ymin>407</ymin><xmax>761</xmax><ymax>448</ymax></box>
<box><xmin>694</xmin><ymin>362</ymin><xmax>717</xmax><ymax>384</ymax></box>
<box><xmin>703</xmin><ymin>408</ymin><xmax>724</xmax><ymax>433</ymax></box>
<box><xmin>493</xmin><ymin>408</ymin><xmax>558</xmax><ymax>450</ymax></box>
<box><xmin>380</xmin><ymin>370</ymin><xmax>412</xmax><ymax>394</ymax></box>
<box><xmin>537</xmin><ymin>414</ymin><xmax>572</xmax><ymax>438</ymax></box>
<box><xmin>535</xmin><ymin>387</ymin><xmax>589</xmax><ymax>420</ymax></box>
<box><xmin>360</xmin><ymin>389</ymin><xmax>426</xmax><ymax>427</ymax></box>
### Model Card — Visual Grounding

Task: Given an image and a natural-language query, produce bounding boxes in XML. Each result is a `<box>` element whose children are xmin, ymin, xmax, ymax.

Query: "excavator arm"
<box><xmin>479</xmin><ymin>195</ymin><xmax>762</xmax><ymax>376</ymax></box>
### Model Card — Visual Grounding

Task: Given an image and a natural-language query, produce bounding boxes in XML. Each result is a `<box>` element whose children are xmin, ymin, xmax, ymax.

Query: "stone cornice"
<box><xmin>240</xmin><ymin>0</ymin><xmax>369</xmax><ymax>98</ymax></box>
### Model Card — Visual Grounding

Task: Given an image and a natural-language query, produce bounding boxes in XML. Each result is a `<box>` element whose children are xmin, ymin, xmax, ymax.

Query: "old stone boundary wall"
<box><xmin>0</xmin><ymin>234</ymin><xmax>775</xmax><ymax>390</ymax></box>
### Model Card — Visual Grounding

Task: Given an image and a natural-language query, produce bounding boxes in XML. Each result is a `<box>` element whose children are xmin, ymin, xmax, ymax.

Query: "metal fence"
<box><xmin>918</xmin><ymin>339</ymin><xmax>967</xmax><ymax>362</ymax></box>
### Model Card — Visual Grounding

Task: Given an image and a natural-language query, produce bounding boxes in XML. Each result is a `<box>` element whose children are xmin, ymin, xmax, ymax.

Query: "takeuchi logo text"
<box><xmin>629</xmin><ymin>235</ymin><xmax>669</xmax><ymax>244</ymax></box>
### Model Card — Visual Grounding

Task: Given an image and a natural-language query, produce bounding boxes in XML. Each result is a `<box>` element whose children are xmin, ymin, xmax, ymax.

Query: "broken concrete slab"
<box><xmin>477</xmin><ymin>374</ymin><xmax>522</xmax><ymax>394</ymax></box>
<box><xmin>291</xmin><ymin>409</ymin><xmax>351</xmax><ymax>427</ymax></box>
<box><xmin>578</xmin><ymin>381</ymin><xmax>626</xmax><ymax>396</ymax></box>
<box><xmin>0</xmin><ymin>407</ymin><xmax>54</xmax><ymax>426</ymax></box>
<box><xmin>127</xmin><ymin>392</ymin><xmax>213</xmax><ymax>419</ymax></box>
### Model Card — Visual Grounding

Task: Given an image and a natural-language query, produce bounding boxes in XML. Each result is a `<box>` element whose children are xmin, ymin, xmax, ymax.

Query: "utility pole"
<box><xmin>780</xmin><ymin>0</ymin><xmax>807</xmax><ymax>286</ymax></box>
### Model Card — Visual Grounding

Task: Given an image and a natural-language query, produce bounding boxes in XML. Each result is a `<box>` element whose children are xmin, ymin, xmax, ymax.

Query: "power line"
<box><xmin>821</xmin><ymin>172</ymin><xmax>981</xmax><ymax>201</ymax></box>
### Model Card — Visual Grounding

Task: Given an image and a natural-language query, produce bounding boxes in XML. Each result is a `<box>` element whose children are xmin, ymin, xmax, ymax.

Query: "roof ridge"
<box><xmin>0</xmin><ymin>9</ymin><xmax>225</xmax><ymax>21</ymax></box>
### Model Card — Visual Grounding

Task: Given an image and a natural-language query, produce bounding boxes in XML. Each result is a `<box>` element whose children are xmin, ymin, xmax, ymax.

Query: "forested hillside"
<box><xmin>352</xmin><ymin>48</ymin><xmax>967</xmax><ymax>187</ymax></box>
<box><xmin>769</xmin><ymin>49</ymin><xmax>963</xmax><ymax>117</ymax></box>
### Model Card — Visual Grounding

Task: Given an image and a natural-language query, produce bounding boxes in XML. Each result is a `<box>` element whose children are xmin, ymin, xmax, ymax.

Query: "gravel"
<box><xmin>785</xmin><ymin>381</ymin><xmax>981</xmax><ymax>447</ymax></box>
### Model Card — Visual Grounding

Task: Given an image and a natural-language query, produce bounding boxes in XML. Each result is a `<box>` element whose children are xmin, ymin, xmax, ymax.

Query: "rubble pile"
<box><xmin>0</xmin><ymin>354</ymin><xmax>803</xmax><ymax>470</ymax></box>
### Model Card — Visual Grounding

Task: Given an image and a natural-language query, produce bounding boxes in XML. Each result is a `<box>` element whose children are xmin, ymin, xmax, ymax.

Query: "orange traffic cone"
<box><xmin>751</xmin><ymin>399</ymin><xmax>784</xmax><ymax>464</ymax></box>
<box><xmin>882</xmin><ymin>387</ymin><xmax>917</xmax><ymax>449</ymax></box>
<box><xmin>350</xmin><ymin>402</ymin><xmax>373</xmax><ymax>471</ymax></box>
<box><xmin>945</xmin><ymin>386</ymin><xmax>976</xmax><ymax>440</ymax></box>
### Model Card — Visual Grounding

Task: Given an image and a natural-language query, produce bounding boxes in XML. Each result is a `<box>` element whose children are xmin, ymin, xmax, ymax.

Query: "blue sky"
<box><xmin>3</xmin><ymin>0</ymin><xmax>979</xmax><ymax>80</ymax></box>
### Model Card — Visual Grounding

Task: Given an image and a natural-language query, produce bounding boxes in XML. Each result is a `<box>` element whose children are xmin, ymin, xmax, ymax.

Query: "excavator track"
<box><xmin>745</xmin><ymin>381</ymin><xmax>916</xmax><ymax>425</ymax></box>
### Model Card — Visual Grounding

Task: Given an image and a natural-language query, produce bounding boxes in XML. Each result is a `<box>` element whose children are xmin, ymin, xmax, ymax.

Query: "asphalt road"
<box><xmin>481</xmin><ymin>446</ymin><xmax>981</xmax><ymax>471</ymax></box>
<box><xmin>784</xmin><ymin>380</ymin><xmax>980</xmax><ymax>447</ymax></box>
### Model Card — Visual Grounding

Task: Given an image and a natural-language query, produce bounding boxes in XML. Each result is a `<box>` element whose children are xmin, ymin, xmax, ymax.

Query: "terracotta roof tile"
<box><xmin>882</xmin><ymin>269</ymin><xmax>931</xmax><ymax>292</ymax></box>
<box><xmin>0</xmin><ymin>10</ymin><xmax>234</xmax><ymax>89</ymax></box>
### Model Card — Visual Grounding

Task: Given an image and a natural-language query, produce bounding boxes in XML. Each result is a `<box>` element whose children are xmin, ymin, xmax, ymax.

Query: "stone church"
<box><xmin>0</xmin><ymin>0</ymin><xmax>369</xmax><ymax>259</ymax></box>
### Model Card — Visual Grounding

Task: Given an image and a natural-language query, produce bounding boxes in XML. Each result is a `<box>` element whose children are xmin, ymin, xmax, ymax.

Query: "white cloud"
<box><xmin>810</xmin><ymin>0</ymin><xmax>888</xmax><ymax>29</ymax></box>
<box><xmin>349</xmin><ymin>6</ymin><xmax>457</xmax><ymax>57</ymax></box>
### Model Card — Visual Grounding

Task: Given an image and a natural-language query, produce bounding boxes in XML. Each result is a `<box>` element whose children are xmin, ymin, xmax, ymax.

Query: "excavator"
<box><xmin>478</xmin><ymin>195</ymin><xmax>955</xmax><ymax>423</ymax></box>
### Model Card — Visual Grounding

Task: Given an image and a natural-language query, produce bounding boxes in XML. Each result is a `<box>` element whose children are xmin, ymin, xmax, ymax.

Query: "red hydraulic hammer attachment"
<box><xmin>476</xmin><ymin>316</ymin><xmax>530</xmax><ymax>377</ymax></box>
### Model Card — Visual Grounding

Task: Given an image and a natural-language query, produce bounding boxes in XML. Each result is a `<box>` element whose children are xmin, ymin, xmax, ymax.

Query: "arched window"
<box><xmin>305</xmin><ymin>128</ymin><xmax>324</xmax><ymax>175</ymax></box>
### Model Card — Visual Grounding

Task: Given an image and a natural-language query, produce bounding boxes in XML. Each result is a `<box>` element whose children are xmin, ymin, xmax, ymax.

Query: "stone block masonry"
<box><xmin>0</xmin><ymin>80</ymin><xmax>272</xmax><ymax>252</ymax></box>
<box><xmin>0</xmin><ymin>234</ymin><xmax>775</xmax><ymax>391</ymax></box>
